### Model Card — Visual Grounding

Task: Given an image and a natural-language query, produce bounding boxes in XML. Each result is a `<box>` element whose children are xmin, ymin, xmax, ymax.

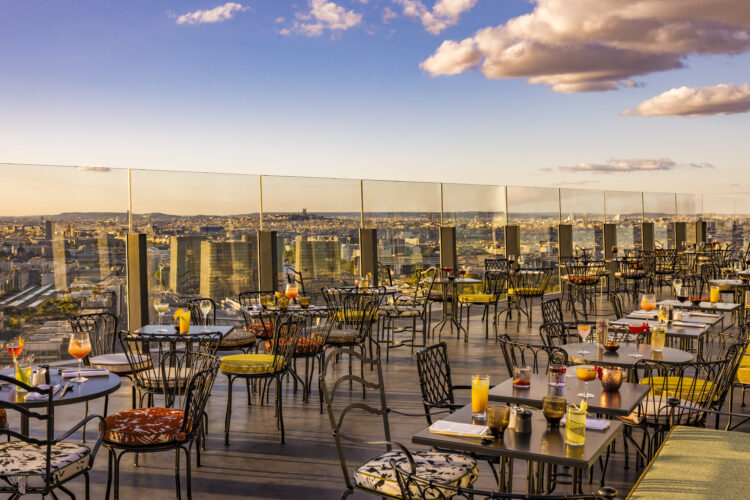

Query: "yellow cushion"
<box><xmin>640</xmin><ymin>376</ymin><xmax>716</xmax><ymax>402</ymax></box>
<box><xmin>508</xmin><ymin>287</ymin><xmax>544</xmax><ymax>296</ymax></box>
<box><xmin>335</xmin><ymin>311</ymin><xmax>378</xmax><ymax>321</ymax></box>
<box><xmin>458</xmin><ymin>293</ymin><xmax>496</xmax><ymax>303</ymax></box>
<box><xmin>220</xmin><ymin>354</ymin><xmax>283</xmax><ymax>375</ymax></box>
<box><xmin>732</xmin><ymin>346</ymin><xmax>750</xmax><ymax>384</ymax></box>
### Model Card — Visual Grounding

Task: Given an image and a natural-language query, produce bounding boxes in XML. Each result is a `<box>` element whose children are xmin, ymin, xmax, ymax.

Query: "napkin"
<box><xmin>630</xmin><ymin>310</ymin><xmax>656</xmax><ymax>318</ymax></box>
<box><xmin>429</xmin><ymin>420</ymin><xmax>490</xmax><ymax>438</ymax></box>
<box><xmin>560</xmin><ymin>416</ymin><xmax>610</xmax><ymax>431</ymax></box>
<box><xmin>671</xmin><ymin>321</ymin><xmax>706</xmax><ymax>328</ymax></box>
<box><xmin>60</xmin><ymin>369</ymin><xmax>110</xmax><ymax>378</ymax></box>
<box><xmin>24</xmin><ymin>384</ymin><xmax>61</xmax><ymax>401</ymax></box>
<box><xmin>686</xmin><ymin>312</ymin><xmax>720</xmax><ymax>318</ymax></box>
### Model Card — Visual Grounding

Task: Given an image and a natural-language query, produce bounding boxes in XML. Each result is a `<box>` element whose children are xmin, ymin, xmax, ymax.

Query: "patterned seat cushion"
<box><xmin>245</xmin><ymin>322</ymin><xmax>272</xmax><ymax>339</ymax></box>
<box><xmin>220</xmin><ymin>353</ymin><xmax>284</xmax><ymax>375</ymax></box>
<box><xmin>0</xmin><ymin>441</ymin><xmax>90</xmax><ymax>493</ymax></box>
<box><xmin>220</xmin><ymin>328</ymin><xmax>257</xmax><ymax>349</ymax></box>
<box><xmin>508</xmin><ymin>287</ymin><xmax>545</xmax><ymax>296</ymax></box>
<box><xmin>265</xmin><ymin>338</ymin><xmax>325</xmax><ymax>355</ymax></box>
<box><xmin>89</xmin><ymin>353</ymin><xmax>151</xmax><ymax>374</ymax></box>
<box><xmin>380</xmin><ymin>306</ymin><xmax>421</xmax><ymax>317</ymax></box>
<box><xmin>458</xmin><ymin>293</ymin><xmax>496</xmax><ymax>304</ymax></box>
<box><xmin>354</xmin><ymin>450</ymin><xmax>478</xmax><ymax>498</ymax></box>
<box><xmin>104</xmin><ymin>407</ymin><xmax>189</xmax><ymax>446</ymax></box>
<box><xmin>321</xmin><ymin>329</ymin><xmax>361</xmax><ymax>345</ymax></box>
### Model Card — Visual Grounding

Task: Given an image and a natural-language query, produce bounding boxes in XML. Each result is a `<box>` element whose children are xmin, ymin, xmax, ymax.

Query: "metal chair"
<box><xmin>458</xmin><ymin>271</ymin><xmax>508</xmax><ymax>339</ymax></box>
<box><xmin>414</xmin><ymin>343</ymin><xmax>469</xmax><ymax>424</ymax></box>
<box><xmin>505</xmin><ymin>267</ymin><xmax>554</xmax><ymax>329</ymax></box>
<box><xmin>103</xmin><ymin>353</ymin><xmax>220</xmax><ymax>500</ymax></box>
<box><xmin>0</xmin><ymin>375</ymin><xmax>105</xmax><ymax>499</ymax></box>
<box><xmin>186</xmin><ymin>297</ymin><xmax>216</xmax><ymax>327</ymax></box>
<box><xmin>653</xmin><ymin>249</ymin><xmax>677</xmax><ymax>291</ymax></box>
<box><xmin>560</xmin><ymin>261</ymin><xmax>605</xmax><ymax>320</ymax></box>
<box><xmin>539</xmin><ymin>298</ymin><xmax>583</xmax><ymax>346</ymax></box>
<box><xmin>188</xmin><ymin>297</ymin><xmax>257</xmax><ymax>354</ymax></box>
<box><xmin>320</xmin><ymin>346</ymin><xmax>479</xmax><ymax>499</ymax></box>
<box><xmin>498</xmin><ymin>334</ymin><xmax>568</xmax><ymax>377</ymax></box>
<box><xmin>378</xmin><ymin>262</ymin><xmax>394</xmax><ymax>286</ymax></box>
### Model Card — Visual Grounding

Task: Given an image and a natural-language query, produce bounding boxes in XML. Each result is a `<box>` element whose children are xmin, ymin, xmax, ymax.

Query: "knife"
<box><xmin>58</xmin><ymin>382</ymin><xmax>71</xmax><ymax>400</ymax></box>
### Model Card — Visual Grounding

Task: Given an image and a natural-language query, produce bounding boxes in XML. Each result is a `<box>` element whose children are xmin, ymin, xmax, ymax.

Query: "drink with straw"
<box><xmin>565</xmin><ymin>402</ymin><xmax>587</xmax><ymax>446</ymax></box>
<box><xmin>471</xmin><ymin>375</ymin><xmax>490</xmax><ymax>417</ymax></box>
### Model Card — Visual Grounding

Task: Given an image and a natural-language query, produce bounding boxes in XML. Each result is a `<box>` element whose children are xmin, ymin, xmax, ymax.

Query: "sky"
<box><xmin>1</xmin><ymin>0</ymin><xmax>749</xmax><ymax>200</ymax></box>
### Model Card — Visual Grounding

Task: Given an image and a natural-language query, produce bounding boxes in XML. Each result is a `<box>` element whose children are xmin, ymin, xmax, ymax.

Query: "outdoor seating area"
<box><xmin>3</xmin><ymin>243</ymin><xmax>750</xmax><ymax>499</ymax></box>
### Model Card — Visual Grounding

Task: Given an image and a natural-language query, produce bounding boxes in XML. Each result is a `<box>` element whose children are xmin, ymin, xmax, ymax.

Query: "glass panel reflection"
<box><xmin>644</xmin><ymin>192</ymin><xmax>676</xmax><ymax>248</ymax></box>
<box><xmin>605</xmin><ymin>191</ymin><xmax>643</xmax><ymax>251</ymax></box>
<box><xmin>560</xmin><ymin>189</ymin><xmax>604</xmax><ymax>259</ymax></box>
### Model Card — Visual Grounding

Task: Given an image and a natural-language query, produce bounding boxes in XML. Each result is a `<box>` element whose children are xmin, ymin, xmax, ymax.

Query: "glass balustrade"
<box><xmin>644</xmin><ymin>192</ymin><xmax>676</xmax><ymax>249</ymax></box>
<box><xmin>605</xmin><ymin>190</ymin><xmax>644</xmax><ymax>251</ymax></box>
<box><xmin>560</xmin><ymin>188</ymin><xmax>604</xmax><ymax>259</ymax></box>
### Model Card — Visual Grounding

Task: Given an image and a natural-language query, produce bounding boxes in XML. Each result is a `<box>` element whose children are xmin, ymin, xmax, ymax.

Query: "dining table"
<box><xmin>612</xmin><ymin>312</ymin><xmax>716</xmax><ymax>351</ymax></box>
<box><xmin>429</xmin><ymin>277</ymin><xmax>481</xmax><ymax>342</ymax></box>
<box><xmin>562</xmin><ymin>343</ymin><xmax>694</xmax><ymax>369</ymax></box>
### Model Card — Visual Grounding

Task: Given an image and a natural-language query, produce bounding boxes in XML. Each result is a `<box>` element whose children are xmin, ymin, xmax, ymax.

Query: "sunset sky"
<box><xmin>1</xmin><ymin>1</ymin><xmax>749</xmax><ymax>197</ymax></box>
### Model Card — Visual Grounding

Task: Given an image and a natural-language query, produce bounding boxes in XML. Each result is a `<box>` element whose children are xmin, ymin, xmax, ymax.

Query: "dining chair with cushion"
<box><xmin>220</xmin><ymin>315</ymin><xmax>306</xmax><ymax>444</ymax></box>
<box><xmin>187</xmin><ymin>297</ymin><xmax>257</xmax><ymax>354</ymax></box>
<box><xmin>498</xmin><ymin>334</ymin><xmax>568</xmax><ymax>377</ymax></box>
<box><xmin>238</xmin><ymin>290</ymin><xmax>277</xmax><ymax>343</ymax></box>
<box><xmin>321</xmin><ymin>346</ymin><xmax>479</xmax><ymax>499</ymax></box>
<box><xmin>0</xmin><ymin>375</ymin><xmax>105</xmax><ymax>500</ymax></box>
<box><xmin>102</xmin><ymin>353</ymin><xmax>220</xmax><ymax>500</ymax></box>
<box><xmin>379</xmin><ymin>277</ymin><xmax>435</xmax><ymax>360</ymax></box>
<box><xmin>458</xmin><ymin>271</ymin><xmax>508</xmax><ymax>340</ymax></box>
<box><xmin>505</xmin><ymin>267</ymin><xmax>554</xmax><ymax>329</ymax></box>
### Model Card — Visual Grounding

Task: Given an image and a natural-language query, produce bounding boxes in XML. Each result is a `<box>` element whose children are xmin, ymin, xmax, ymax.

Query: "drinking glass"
<box><xmin>299</xmin><ymin>296</ymin><xmax>310</xmax><ymax>309</ymax></box>
<box><xmin>548</xmin><ymin>364</ymin><xmax>566</xmax><ymax>387</ymax></box>
<box><xmin>577</xmin><ymin>324</ymin><xmax>591</xmax><ymax>354</ymax></box>
<box><xmin>651</xmin><ymin>328</ymin><xmax>666</xmax><ymax>352</ymax></box>
<box><xmin>565</xmin><ymin>405</ymin><xmax>586</xmax><ymax>446</ymax></box>
<box><xmin>512</xmin><ymin>365</ymin><xmax>531</xmax><ymax>389</ymax></box>
<box><xmin>285</xmin><ymin>282</ymin><xmax>299</xmax><ymax>302</ymax></box>
<box><xmin>709</xmin><ymin>285</ymin><xmax>720</xmax><ymax>306</ymax></box>
<box><xmin>471</xmin><ymin>375</ymin><xmax>490</xmax><ymax>417</ymax></box>
<box><xmin>154</xmin><ymin>300</ymin><xmax>169</xmax><ymax>332</ymax></box>
<box><xmin>640</xmin><ymin>293</ymin><xmax>656</xmax><ymax>313</ymax></box>
<box><xmin>68</xmin><ymin>332</ymin><xmax>92</xmax><ymax>383</ymax></box>
<box><xmin>576</xmin><ymin>366</ymin><xmax>597</xmax><ymax>398</ymax></box>
<box><xmin>200</xmin><ymin>299</ymin><xmax>212</xmax><ymax>332</ymax></box>
<box><xmin>15</xmin><ymin>356</ymin><xmax>33</xmax><ymax>392</ymax></box>
<box><xmin>486</xmin><ymin>405</ymin><xmax>510</xmax><ymax>438</ymax></box>
<box><xmin>542</xmin><ymin>396</ymin><xmax>566</xmax><ymax>427</ymax></box>
<box><xmin>657</xmin><ymin>305</ymin><xmax>670</xmax><ymax>326</ymax></box>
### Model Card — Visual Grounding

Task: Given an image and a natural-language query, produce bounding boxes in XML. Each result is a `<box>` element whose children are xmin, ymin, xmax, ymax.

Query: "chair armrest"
<box><xmin>342</xmin><ymin>437</ymin><xmax>416</xmax><ymax>472</ymax></box>
<box><xmin>57</xmin><ymin>413</ymin><xmax>106</xmax><ymax>462</ymax></box>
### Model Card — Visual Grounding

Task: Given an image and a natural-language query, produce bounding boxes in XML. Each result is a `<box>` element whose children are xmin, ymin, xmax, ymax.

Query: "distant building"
<box><xmin>199</xmin><ymin>240</ymin><xmax>256</xmax><ymax>301</ymax></box>
<box><xmin>295</xmin><ymin>236</ymin><xmax>341</xmax><ymax>281</ymax></box>
<box><xmin>732</xmin><ymin>220</ymin><xmax>744</xmax><ymax>248</ymax></box>
<box><xmin>50</xmin><ymin>222</ymin><xmax>68</xmax><ymax>290</ymax></box>
<box><xmin>44</xmin><ymin>220</ymin><xmax>54</xmax><ymax>240</ymax></box>
<box><xmin>633</xmin><ymin>224</ymin><xmax>642</xmax><ymax>247</ymax></box>
<box><xmin>169</xmin><ymin>236</ymin><xmax>202</xmax><ymax>295</ymax></box>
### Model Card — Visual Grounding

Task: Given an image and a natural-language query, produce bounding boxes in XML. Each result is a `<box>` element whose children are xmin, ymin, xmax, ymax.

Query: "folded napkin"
<box><xmin>671</xmin><ymin>321</ymin><xmax>706</xmax><ymax>329</ymax></box>
<box><xmin>60</xmin><ymin>369</ymin><xmax>110</xmax><ymax>378</ymax></box>
<box><xmin>686</xmin><ymin>312</ymin><xmax>720</xmax><ymax>318</ymax></box>
<box><xmin>429</xmin><ymin>420</ymin><xmax>490</xmax><ymax>438</ymax></box>
<box><xmin>630</xmin><ymin>310</ymin><xmax>656</xmax><ymax>318</ymax></box>
<box><xmin>24</xmin><ymin>384</ymin><xmax>61</xmax><ymax>401</ymax></box>
<box><xmin>560</xmin><ymin>416</ymin><xmax>610</xmax><ymax>431</ymax></box>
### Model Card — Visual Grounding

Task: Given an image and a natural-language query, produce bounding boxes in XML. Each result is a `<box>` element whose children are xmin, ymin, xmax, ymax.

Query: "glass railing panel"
<box><xmin>702</xmin><ymin>194</ymin><xmax>743</xmax><ymax>246</ymax></box>
<box><xmin>676</xmin><ymin>193</ymin><xmax>697</xmax><ymax>246</ymax></box>
<box><xmin>442</xmin><ymin>183</ymin><xmax>506</xmax><ymax>273</ymax></box>
<box><xmin>604</xmin><ymin>190</ymin><xmax>643</xmax><ymax>250</ymax></box>
<box><xmin>0</xmin><ymin>163</ymin><xmax>129</xmax><ymax>363</ymax></box>
<box><xmin>560</xmin><ymin>188</ymin><xmax>604</xmax><ymax>259</ymax></box>
<box><xmin>362</xmin><ymin>180</ymin><xmax>441</xmax><ymax>285</ymax></box>
<box><xmin>261</xmin><ymin>175</ymin><xmax>360</xmax><ymax>292</ymax></box>
<box><xmin>130</xmin><ymin>169</ymin><xmax>260</xmax><ymax>326</ymax></box>
<box><xmin>644</xmin><ymin>192</ymin><xmax>676</xmax><ymax>248</ymax></box>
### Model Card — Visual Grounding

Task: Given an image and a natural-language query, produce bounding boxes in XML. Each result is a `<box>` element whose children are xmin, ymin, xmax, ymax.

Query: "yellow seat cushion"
<box><xmin>334</xmin><ymin>311</ymin><xmax>378</xmax><ymax>321</ymax></box>
<box><xmin>640</xmin><ymin>376</ymin><xmax>716</xmax><ymax>402</ymax></box>
<box><xmin>220</xmin><ymin>354</ymin><xmax>284</xmax><ymax>375</ymax></box>
<box><xmin>734</xmin><ymin>349</ymin><xmax>750</xmax><ymax>384</ymax></box>
<box><xmin>508</xmin><ymin>287</ymin><xmax>544</xmax><ymax>296</ymax></box>
<box><xmin>458</xmin><ymin>293</ymin><xmax>496</xmax><ymax>303</ymax></box>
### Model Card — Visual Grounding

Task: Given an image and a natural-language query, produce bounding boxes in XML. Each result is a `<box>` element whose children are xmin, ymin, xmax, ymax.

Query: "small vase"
<box><xmin>600</xmin><ymin>366</ymin><xmax>623</xmax><ymax>392</ymax></box>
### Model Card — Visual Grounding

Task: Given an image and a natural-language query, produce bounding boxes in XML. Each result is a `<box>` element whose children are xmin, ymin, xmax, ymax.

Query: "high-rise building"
<box><xmin>49</xmin><ymin>222</ymin><xmax>68</xmax><ymax>290</ymax></box>
<box><xmin>169</xmin><ymin>236</ymin><xmax>202</xmax><ymax>295</ymax></box>
<box><xmin>295</xmin><ymin>236</ymin><xmax>341</xmax><ymax>281</ymax></box>
<box><xmin>199</xmin><ymin>240</ymin><xmax>255</xmax><ymax>301</ymax></box>
<box><xmin>44</xmin><ymin>220</ymin><xmax>54</xmax><ymax>240</ymax></box>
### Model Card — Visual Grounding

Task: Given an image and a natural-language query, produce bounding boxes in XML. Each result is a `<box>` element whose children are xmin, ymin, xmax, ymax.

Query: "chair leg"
<box><xmin>276</xmin><ymin>376</ymin><xmax>285</xmax><ymax>443</ymax></box>
<box><xmin>225</xmin><ymin>375</ymin><xmax>234</xmax><ymax>446</ymax></box>
<box><xmin>113</xmin><ymin>451</ymin><xmax>122</xmax><ymax>500</ymax></box>
<box><xmin>105</xmin><ymin>449</ymin><xmax>113</xmax><ymax>500</ymax></box>
<box><xmin>84</xmin><ymin>469</ymin><xmax>90</xmax><ymax>500</ymax></box>
<box><xmin>184</xmin><ymin>446</ymin><xmax>193</xmax><ymax>500</ymax></box>
<box><xmin>175</xmin><ymin>448</ymin><xmax>181</xmax><ymax>500</ymax></box>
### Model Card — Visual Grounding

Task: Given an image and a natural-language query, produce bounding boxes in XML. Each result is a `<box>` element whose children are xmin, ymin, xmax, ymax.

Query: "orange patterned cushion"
<box><xmin>103</xmin><ymin>407</ymin><xmax>190</xmax><ymax>446</ymax></box>
<box><xmin>265</xmin><ymin>337</ymin><xmax>325</xmax><ymax>355</ymax></box>
<box><xmin>0</xmin><ymin>409</ymin><xmax>6</xmax><ymax>428</ymax></box>
<box><xmin>245</xmin><ymin>322</ymin><xmax>272</xmax><ymax>339</ymax></box>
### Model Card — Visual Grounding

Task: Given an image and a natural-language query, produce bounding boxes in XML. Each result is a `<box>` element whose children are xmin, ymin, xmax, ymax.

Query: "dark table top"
<box><xmin>488</xmin><ymin>374</ymin><xmax>649</xmax><ymax>417</ymax></box>
<box><xmin>412</xmin><ymin>405</ymin><xmax>622</xmax><ymax>469</ymax></box>
<box><xmin>657</xmin><ymin>299</ymin><xmax>740</xmax><ymax>312</ymax></box>
<box><xmin>562</xmin><ymin>343</ymin><xmax>694</xmax><ymax>368</ymax></box>
<box><xmin>612</xmin><ymin>318</ymin><xmax>709</xmax><ymax>340</ymax></box>
<box><xmin>137</xmin><ymin>324</ymin><xmax>234</xmax><ymax>336</ymax></box>
<box><xmin>709</xmin><ymin>279</ymin><xmax>749</xmax><ymax>288</ymax></box>
<box><xmin>430</xmin><ymin>278</ymin><xmax>481</xmax><ymax>285</ymax></box>
<box><xmin>622</xmin><ymin>310</ymin><xmax>722</xmax><ymax>327</ymax></box>
<box><xmin>0</xmin><ymin>368</ymin><xmax>121</xmax><ymax>408</ymax></box>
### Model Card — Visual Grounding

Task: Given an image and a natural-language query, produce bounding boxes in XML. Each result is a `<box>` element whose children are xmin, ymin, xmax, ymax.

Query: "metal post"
<box><xmin>440</xmin><ymin>226</ymin><xmax>457</xmax><ymax>270</ymax></box>
<box><xmin>558</xmin><ymin>224</ymin><xmax>573</xmax><ymax>260</ymax></box>
<box><xmin>126</xmin><ymin>233</ymin><xmax>149</xmax><ymax>330</ymax></box>
<box><xmin>674</xmin><ymin>222</ymin><xmax>687</xmax><ymax>249</ymax></box>
<box><xmin>504</xmin><ymin>225</ymin><xmax>521</xmax><ymax>259</ymax></box>
<box><xmin>359</xmin><ymin>228</ymin><xmax>378</xmax><ymax>284</ymax></box>
<box><xmin>258</xmin><ymin>230</ymin><xmax>278</xmax><ymax>291</ymax></box>
<box><xmin>641</xmin><ymin>222</ymin><xmax>655</xmax><ymax>251</ymax></box>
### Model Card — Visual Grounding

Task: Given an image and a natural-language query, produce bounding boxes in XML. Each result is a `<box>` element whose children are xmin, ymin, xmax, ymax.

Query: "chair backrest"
<box><xmin>320</xmin><ymin>346</ymin><xmax>391</xmax><ymax>492</ymax></box>
<box><xmin>69</xmin><ymin>312</ymin><xmax>118</xmax><ymax>357</ymax></box>
<box><xmin>678</xmin><ymin>252</ymin><xmax>699</xmax><ymax>276</ymax></box>
<box><xmin>177</xmin><ymin>354</ymin><xmax>221</xmax><ymax>443</ymax></box>
<box><xmin>509</xmin><ymin>268</ymin><xmax>553</xmax><ymax>295</ymax></box>
<box><xmin>654</xmin><ymin>249</ymin><xmax>678</xmax><ymax>273</ymax></box>
<box><xmin>377</xmin><ymin>262</ymin><xmax>393</xmax><ymax>286</ymax></box>
<box><xmin>484</xmin><ymin>258</ymin><xmax>508</xmax><ymax>273</ymax></box>
<box><xmin>238</xmin><ymin>290</ymin><xmax>277</xmax><ymax>327</ymax></box>
<box><xmin>609</xmin><ymin>292</ymin><xmax>626</xmax><ymax>320</ymax></box>
<box><xmin>286</xmin><ymin>267</ymin><xmax>307</xmax><ymax>296</ymax></box>
<box><xmin>541</xmin><ymin>298</ymin><xmax>564</xmax><ymax>326</ymax></box>
<box><xmin>483</xmin><ymin>271</ymin><xmax>508</xmax><ymax>297</ymax></box>
<box><xmin>265</xmin><ymin>314</ymin><xmax>307</xmax><ymax>369</ymax></box>
<box><xmin>415</xmin><ymin>343</ymin><xmax>456</xmax><ymax>424</ymax></box>
<box><xmin>186</xmin><ymin>297</ymin><xmax>216</xmax><ymax>326</ymax></box>
<box><xmin>322</xmin><ymin>287</ymin><xmax>384</xmax><ymax>330</ymax></box>
<box><xmin>498</xmin><ymin>334</ymin><xmax>568</xmax><ymax>377</ymax></box>
<box><xmin>118</xmin><ymin>330</ymin><xmax>223</xmax><ymax>407</ymax></box>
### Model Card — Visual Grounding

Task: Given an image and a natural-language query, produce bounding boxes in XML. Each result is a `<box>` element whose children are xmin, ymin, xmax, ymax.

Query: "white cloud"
<box><xmin>275</xmin><ymin>17</ymin><xmax>285</xmax><ymax>23</ymax></box>
<box><xmin>623</xmin><ymin>83</ymin><xmax>750</xmax><ymax>116</ymax></box>
<box><xmin>382</xmin><ymin>7</ymin><xmax>398</xmax><ymax>24</ymax></box>
<box><xmin>557</xmin><ymin>158</ymin><xmax>716</xmax><ymax>174</ymax></box>
<box><xmin>176</xmin><ymin>2</ymin><xmax>249</xmax><ymax>25</ymax></box>
<box><xmin>281</xmin><ymin>0</ymin><xmax>362</xmax><ymax>37</ymax></box>
<box><xmin>420</xmin><ymin>0</ymin><xmax>750</xmax><ymax>92</ymax></box>
<box><xmin>396</xmin><ymin>0</ymin><xmax>479</xmax><ymax>34</ymax></box>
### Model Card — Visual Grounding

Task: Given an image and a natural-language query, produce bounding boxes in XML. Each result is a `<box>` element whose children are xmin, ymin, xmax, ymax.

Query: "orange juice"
<box><xmin>709</xmin><ymin>286</ymin><xmax>720</xmax><ymax>304</ymax></box>
<box><xmin>179</xmin><ymin>311</ymin><xmax>191</xmax><ymax>334</ymax></box>
<box><xmin>68</xmin><ymin>339</ymin><xmax>91</xmax><ymax>359</ymax></box>
<box><xmin>576</xmin><ymin>366</ymin><xmax>597</xmax><ymax>382</ymax></box>
<box><xmin>471</xmin><ymin>375</ymin><xmax>490</xmax><ymax>415</ymax></box>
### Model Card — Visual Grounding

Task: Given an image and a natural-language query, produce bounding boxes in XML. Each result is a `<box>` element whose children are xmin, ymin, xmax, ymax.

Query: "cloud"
<box><xmin>76</xmin><ymin>166</ymin><xmax>111</xmax><ymax>172</ymax></box>
<box><xmin>175</xmin><ymin>2</ymin><xmax>249</xmax><ymax>25</ymax></box>
<box><xmin>556</xmin><ymin>158</ymin><xmax>716</xmax><ymax>174</ymax></box>
<box><xmin>395</xmin><ymin>0</ymin><xmax>479</xmax><ymax>34</ymax></box>
<box><xmin>280</xmin><ymin>0</ymin><xmax>362</xmax><ymax>37</ymax></box>
<box><xmin>382</xmin><ymin>7</ymin><xmax>398</xmax><ymax>24</ymax></box>
<box><xmin>623</xmin><ymin>83</ymin><xmax>750</xmax><ymax>116</ymax></box>
<box><xmin>420</xmin><ymin>0</ymin><xmax>750</xmax><ymax>92</ymax></box>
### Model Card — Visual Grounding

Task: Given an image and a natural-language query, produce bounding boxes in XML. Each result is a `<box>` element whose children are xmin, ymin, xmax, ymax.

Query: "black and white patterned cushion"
<box><xmin>380</xmin><ymin>306</ymin><xmax>421</xmax><ymax>318</ymax></box>
<box><xmin>354</xmin><ymin>450</ymin><xmax>477</xmax><ymax>498</ymax></box>
<box><xmin>0</xmin><ymin>441</ymin><xmax>91</xmax><ymax>494</ymax></box>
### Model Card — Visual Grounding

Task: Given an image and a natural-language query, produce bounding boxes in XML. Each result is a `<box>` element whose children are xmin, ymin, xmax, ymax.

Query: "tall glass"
<box><xmin>471</xmin><ymin>375</ymin><xmax>490</xmax><ymax>417</ymax></box>
<box><xmin>154</xmin><ymin>301</ymin><xmax>169</xmax><ymax>332</ymax></box>
<box><xmin>651</xmin><ymin>328</ymin><xmax>666</xmax><ymax>352</ymax></box>
<box><xmin>68</xmin><ymin>332</ymin><xmax>92</xmax><ymax>383</ymax></box>
<box><xmin>709</xmin><ymin>286</ymin><xmax>721</xmax><ymax>306</ymax></box>
<box><xmin>577</xmin><ymin>324</ymin><xmax>591</xmax><ymax>354</ymax></box>
<box><xmin>200</xmin><ymin>299</ymin><xmax>212</xmax><ymax>332</ymax></box>
<box><xmin>565</xmin><ymin>405</ymin><xmax>586</xmax><ymax>446</ymax></box>
<box><xmin>285</xmin><ymin>283</ymin><xmax>299</xmax><ymax>302</ymax></box>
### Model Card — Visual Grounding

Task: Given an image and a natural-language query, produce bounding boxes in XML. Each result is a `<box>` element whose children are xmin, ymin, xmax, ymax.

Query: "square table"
<box><xmin>489</xmin><ymin>374</ymin><xmax>649</xmax><ymax>417</ymax></box>
<box><xmin>429</xmin><ymin>278</ymin><xmax>481</xmax><ymax>342</ymax></box>
<box><xmin>138</xmin><ymin>324</ymin><xmax>234</xmax><ymax>337</ymax></box>
<box><xmin>412</xmin><ymin>405</ymin><xmax>622</xmax><ymax>494</ymax></box>
<box><xmin>611</xmin><ymin>317</ymin><xmax>709</xmax><ymax>351</ymax></box>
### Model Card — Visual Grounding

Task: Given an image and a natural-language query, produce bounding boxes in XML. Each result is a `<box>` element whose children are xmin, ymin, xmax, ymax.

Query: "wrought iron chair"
<box><xmin>238</xmin><ymin>290</ymin><xmax>277</xmax><ymax>346</ymax></box>
<box><xmin>539</xmin><ymin>298</ymin><xmax>584</xmax><ymax>346</ymax></box>
<box><xmin>484</xmin><ymin>258</ymin><xmax>508</xmax><ymax>273</ymax></box>
<box><xmin>0</xmin><ymin>375</ymin><xmax>105</xmax><ymax>499</ymax></box>
<box><xmin>102</xmin><ymin>353</ymin><xmax>220</xmax><ymax>500</ymax></box>
<box><xmin>505</xmin><ymin>267</ymin><xmax>554</xmax><ymax>329</ymax></box>
<box><xmin>560</xmin><ymin>261</ymin><xmax>605</xmax><ymax>320</ymax></box>
<box><xmin>614</xmin><ymin>255</ymin><xmax>651</xmax><ymax>305</ymax></box>
<box><xmin>653</xmin><ymin>249</ymin><xmax>677</xmax><ymax>291</ymax></box>
<box><xmin>187</xmin><ymin>297</ymin><xmax>257</xmax><ymax>354</ymax></box>
<box><xmin>414</xmin><ymin>343</ymin><xmax>469</xmax><ymax>424</ymax></box>
<box><xmin>458</xmin><ymin>271</ymin><xmax>508</xmax><ymax>339</ymax></box>
<box><xmin>320</xmin><ymin>346</ymin><xmax>479</xmax><ymax>499</ymax></box>
<box><xmin>498</xmin><ymin>334</ymin><xmax>568</xmax><ymax>377</ymax></box>
<box><xmin>378</xmin><ymin>262</ymin><xmax>394</xmax><ymax>286</ymax></box>
<box><xmin>379</xmin><ymin>278</ymin><xmax>434</xmax><ymax>360</ymax></box>
<box><xmin>220</xmin><ymin>314</ymin><xmax>306</xmax><ymax>444</ymax></box>
<box><xmin>677</xmin><ymin>251</ymin><xmax>699</xmax><ymax>277</ymax></box>
<box><xmin>608</xmin><ymin>291</ymin><xmax>628</xmax><ymax>320</ymax></box>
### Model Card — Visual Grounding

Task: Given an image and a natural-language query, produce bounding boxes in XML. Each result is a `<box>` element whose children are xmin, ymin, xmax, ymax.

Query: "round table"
<box><xmin>562</xmin><ymin>343</ymin><xmax>694</xmax><ymax>369</ymax></box>
<box><xmin>1</xmin><ymin>368</ymin><xmax>121</xmax><ymax>435</ymax></box>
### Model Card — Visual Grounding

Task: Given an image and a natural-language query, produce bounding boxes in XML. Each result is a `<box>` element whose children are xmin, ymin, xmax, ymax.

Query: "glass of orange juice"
<box><xmin>68</xmin><ymin>332</ymin><xmax>92</xmax><ymax>383</ymax></box>
<box><xmin>471</xmin><ymin>375</ymin><xmax>490</xmax><ymax>417</ymax></box>
<box><xmin>709</xmin><ymin>286</ymin><xmax>720</xmax><ymax>306</ymax></box>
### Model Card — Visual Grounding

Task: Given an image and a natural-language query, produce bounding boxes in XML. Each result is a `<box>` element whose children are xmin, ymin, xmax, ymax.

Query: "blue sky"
<box><xmin>1</xmin><ymin>0</ymin><xmax>749</xmax><ymax>196</ymax></box>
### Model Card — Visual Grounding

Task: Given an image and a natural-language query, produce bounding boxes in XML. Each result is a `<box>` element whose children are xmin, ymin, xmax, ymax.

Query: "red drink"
<box><xmin>7</xmin><ymin>344</ymin><xmax>22</xmax><ymax>358</ymax></box>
